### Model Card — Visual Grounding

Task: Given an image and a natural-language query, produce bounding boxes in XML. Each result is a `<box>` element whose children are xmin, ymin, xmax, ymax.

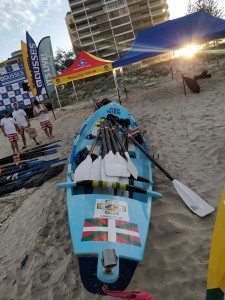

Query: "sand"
<box><xmin>1</xmin><ymin>55</ymin><xmax>225</xmax><ymax>300</ymax></box>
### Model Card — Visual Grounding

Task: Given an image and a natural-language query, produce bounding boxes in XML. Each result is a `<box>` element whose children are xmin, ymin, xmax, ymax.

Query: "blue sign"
<box><xmin>0</xmin><ymin>62</ymin><xmax>48</xmax><ymax>117</ymax></box>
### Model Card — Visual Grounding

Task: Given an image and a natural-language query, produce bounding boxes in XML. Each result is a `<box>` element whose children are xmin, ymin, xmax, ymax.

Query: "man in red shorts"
<box><xmin>33</xmin><ymin>100</ymin><xmax>54</xmax><ymax>140</ymax></box>
<box><xmin>0</xmin><ymin>110</ymin><xmax>20</xmax><ymax>154</ymax></box>
<box><xmin>12</xmin><ymin>102</ymin><xmax>40</xmax><ymax>149</ymax></box>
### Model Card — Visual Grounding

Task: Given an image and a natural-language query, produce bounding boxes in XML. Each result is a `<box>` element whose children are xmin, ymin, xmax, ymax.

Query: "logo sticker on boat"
<box><xmin>81</xmin><ymin>218</ymin><xmax>141</xmax><ymax>247</ymax></box>
<box><xmin>106</xmin><ymin>107</ymin><xmax>121</xmax><ymax>115</ymax></box>
<box><xmin>94</xmin><ymin>199</ymin><xmax>128</xmax><ymax>221</ymax></box>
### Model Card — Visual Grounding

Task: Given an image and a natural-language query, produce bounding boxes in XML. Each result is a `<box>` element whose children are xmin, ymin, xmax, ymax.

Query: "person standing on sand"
<box><xmin>12</xmin><ymin>102</ymin><xmax>40</xmax><ymax>149</ymax></box>
<box><xmin>0</xmin><ymin>110</ymin><xmax>20</xmax><ymax>154</ymax></box>
<box><xmin>33</xmin><ymin>100</ymin><xmax>54</xmax><ymax>140</ymax></box>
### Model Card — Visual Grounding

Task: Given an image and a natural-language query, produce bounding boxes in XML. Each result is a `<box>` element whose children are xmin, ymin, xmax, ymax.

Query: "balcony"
<box><xmin>151</xmin><ymin>8</ymin><xmax>167</xmax><ymax>16</ymax></box>
<box><xmin>114</xmin><ymin>28</ymin><xmax>133</xmax><ymax>37</ymax></box>
<box><xmin>108</xmin><ymin>12</ymin><xmax>129</xmax><ymax>21</ymax></box>
<box><xmin>130</xmin><ymin>12</ymin><xmax>152</xmax><ymax>22</ymax></box>
<box><xmin>69</xmin><ymin>0</ymin><xmax>86</xmax><ymax>8</ymax></box>
<box><xmin>127</xmin><ymin>0</ymin><xmax>145</xmax><ymax>4</ymax></box>
<box><xmin>153</xmin><ymin>15</ymin><xmax>169</xmax><ymax>24</ymax></box>
<box><xmin>90</xmin><ymin>9</ymin><xmax>105</xmax><ymax>18</ymax></box>
<box><xmin>105</xmin><ymin>0</ymin><xmax>127</xmax><ymax>12</ymax></box>
<box><xmin>94</xmin><ymin>34</ymin><xmax>113</xmax><ymax>42</ymax></box>
<box><xmin>150</xmin><ymin>0</ymin><xmax>167</xmax><ymax>9</ymax></box>
<box><xmin>85</xmin><ymin>1</ymin><xmax>104</xmax><ymax>11</ymax></box>
<box><xmin>77</xmin><ymin>22</ymin><xmax>95</xmax><ymax>31</ymax></box>
<box><xmin>74</xmin><ymin>14</ymin><xmax>92</xmax><ymax>23</ymax></box>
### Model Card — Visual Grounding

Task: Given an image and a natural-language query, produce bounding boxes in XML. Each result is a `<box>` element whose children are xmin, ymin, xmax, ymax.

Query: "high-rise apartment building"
<box><xmin>67</xmin><ymin>0</ymin><xmax>169</xmax><ymax>61</ymax></box>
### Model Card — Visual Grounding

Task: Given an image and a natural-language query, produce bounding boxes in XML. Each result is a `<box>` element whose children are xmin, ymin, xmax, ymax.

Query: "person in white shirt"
<box><xmin>12</xmin><ymin>103</ymin><xmax>40</xmax><ymax>149</ymax></box>
<box><xmin>33</xmin><ymin>100</ymin><xmax>54</xmax><ymax>140</ymax></box>
<box><xmin>0</xmin><ymin>110</ymin><xmax>20</xmax><ymax>154</ymax></box>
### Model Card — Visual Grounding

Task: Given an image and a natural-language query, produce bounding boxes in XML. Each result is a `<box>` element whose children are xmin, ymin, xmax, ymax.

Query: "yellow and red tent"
<box><xmin>52</xmin><ymin>50</ymin><xmax>113</xmax><ymax>86</ymax></box>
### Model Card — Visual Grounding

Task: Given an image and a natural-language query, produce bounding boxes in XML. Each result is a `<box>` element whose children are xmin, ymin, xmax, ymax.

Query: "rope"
<box><xmin>102</xmin><ymin>286</ymin><xmax>155</xmax><ymax>300</ymax></box>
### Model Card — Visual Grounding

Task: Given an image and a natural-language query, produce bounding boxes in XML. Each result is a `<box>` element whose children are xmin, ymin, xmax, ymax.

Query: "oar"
<box><xmin>120</xmin><ymin>127</ymin><xmax>214</xmax><ymax>217</ymax></box>
<box><xmin>112</xmin><ymin>125</ymin><xmax>138</xmax><ymax>179</ymax></box>
<box><xmin>89</xmin><ymin>142</ymin><xmax>103</xmax><ymax>180</ymax></box>
<box><xmin>100</xmin><ymin>121</ymin><xmax>118</xmax><ymax>182</ymax></box>
<box><xmin>108</xmin><ymin>126</ymin><xmax>130</xmax><ymax>178</ymax></box>
<box><xmin>104</xmin><ymin>121</ymin><xmax>126</xmax><ymax>177</ymax></box>
<box><xmin>0</xmin><ymin>142</ymin><xmax>60</xmax><ymax>165</ymax></box>
<box><xmin>23</xmin><ymin>139</ymin><xmax>61</xmax><ymax>153</ymax></box>
<box><xmin>57</xmin><ymin>180</ymin><xmax>162</xmax><ymax>198</ymax></box>
<box><xmin>73</xmin><ymin>131</ymin><xmax>100</xmax><ymax>181</ymax></box>
<box><xmin>0</xmin><ymin>158</ymin><xmax>67</xmax><ymax>184</ymax></box>
<box><xmin>13</xmin><ymin>149</ymin><xmax>58</xmax><ymax>162</ymax></box>
<box><xmin>0</xmin><ymin>158</ymin><xmax>38</xmax><ymax>169</ymax></box>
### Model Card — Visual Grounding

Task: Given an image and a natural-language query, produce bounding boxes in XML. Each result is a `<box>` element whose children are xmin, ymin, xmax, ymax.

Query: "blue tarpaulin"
<box><xmin>113</xmin><ymin>11</ymin><xmax>225</xmax><ymax>68</ymax></box>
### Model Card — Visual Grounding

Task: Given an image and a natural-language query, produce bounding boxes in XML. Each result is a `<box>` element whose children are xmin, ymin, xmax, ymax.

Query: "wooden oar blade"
<box><xmin>73</xmin><ymin>156</ymin><xmax>92</xmax><ymax>181</ymax></box>
<box><xmin>172</xmin><ymin>179</ymin><xmax>214</xmax><ymax>217</ymax></box>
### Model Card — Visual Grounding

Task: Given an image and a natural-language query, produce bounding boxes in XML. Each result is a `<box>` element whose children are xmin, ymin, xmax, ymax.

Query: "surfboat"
<box><xmin>57</xmin><ymin>101</ymin><xmax>162</xmax><ymax>294</ymax></box>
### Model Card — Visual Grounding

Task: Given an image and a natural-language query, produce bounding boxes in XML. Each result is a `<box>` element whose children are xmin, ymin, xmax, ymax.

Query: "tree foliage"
<box><xmin>54</xmin><ymin>48</ymin><xmax>76</xmax><ymax>74</ymax></box>
<box><xmin>187</xmin><ymin>0</ymin><xmax>224</xmax><ymax>17</ymax></box>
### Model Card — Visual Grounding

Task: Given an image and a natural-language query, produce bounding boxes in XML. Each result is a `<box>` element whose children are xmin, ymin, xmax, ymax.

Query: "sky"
<box><xmin>0</xmin><ymin>0</ymin><xmax>224</xmax><ymax>61</ymax></box>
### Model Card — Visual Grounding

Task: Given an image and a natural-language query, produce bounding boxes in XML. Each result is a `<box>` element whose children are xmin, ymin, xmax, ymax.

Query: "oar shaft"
<box><xmin>111</xmin><ymin>119</ymin><xmax>174</xmax><ymax>181</ymax></box>
<box><xmin>100</xmin><ymin>121</ymin><xmax>108</xmax><ymax>156</ymax></box>
<box><xmin>109</xmin><ymin>127</ymin><xmax>119</xmax><ymax>153</ymax></box>
<box><xmin>89</xmin><ymin>131</ymin><xmax>100</xmax><ymax>155</ymax></box>
<box><xmin>128</xmin><ymin>133</ymin><xmax>174</xmax><ymax>181</ymax></box>
<box><xmin>103</xmin><ymin>121</ymin><xmax>113</xmax><ymax>152</ymax></box>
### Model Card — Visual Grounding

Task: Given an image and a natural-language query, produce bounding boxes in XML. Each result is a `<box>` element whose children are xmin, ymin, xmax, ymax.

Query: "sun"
<box><xmin>175</xmin><ymin>44</ymin><xmax>200</xmax><ymax>57</ymax></box>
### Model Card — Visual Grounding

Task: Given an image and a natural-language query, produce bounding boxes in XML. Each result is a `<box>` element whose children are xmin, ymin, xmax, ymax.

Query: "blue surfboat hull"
<box><xmin>57</xmin><ymin>102</ymin><xmax>162</xmax><ymax>294</ymax></box>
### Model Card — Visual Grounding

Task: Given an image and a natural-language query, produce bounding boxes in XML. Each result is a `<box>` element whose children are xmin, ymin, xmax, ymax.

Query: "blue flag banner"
<box><xmin>0</xmin><ymin>62</ymin><xmax>48</xmax><ymax>117</ymax></box>
<box><xmin>26</xmin><ymin>31</ymin><xmax>46</xmax><ymax>97</ymax></box>
<box><xmin>38</xmin><ymin>36</ymin><xmax>57</xmax><ymax>98</ymax></box>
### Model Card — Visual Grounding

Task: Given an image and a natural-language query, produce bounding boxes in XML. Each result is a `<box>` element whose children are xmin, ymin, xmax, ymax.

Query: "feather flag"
<box><xmin>21</xmin><ymin>40</ymin><xmax>37</xmax><ymax>96</ymax></box>
<box><xmin>26</xmin><ymin>31</ymin><xmax>45</xmax><ymax>97</ymax></box>
<box><xmin>38</xmin><ymin>36</ymin><xmax>57</xmax><ymax>98</ymax></box>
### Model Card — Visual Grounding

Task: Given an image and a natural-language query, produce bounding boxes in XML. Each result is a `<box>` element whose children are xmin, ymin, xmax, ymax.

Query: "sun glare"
<box><xmin>175</xmin><ymin>45</ymin><xmax>199</xmax><ymax>58</ymax></box>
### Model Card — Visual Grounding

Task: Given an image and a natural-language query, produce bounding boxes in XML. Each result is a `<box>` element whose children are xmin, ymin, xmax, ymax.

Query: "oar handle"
<box><xmin>89</xmin><ymin>130</ymin><xmax>100</xmax><ymax>155</ymax></box>
<box><xmin>100</xmin><ymin>120</ymin><xmax>108</xmax><ymax>157</ymax></box>
<box><xmin>104</xmin><ymin>122</ymin><xmax>113</xmax><ymax>152</ymax></box>
<box><xmin>112</xmin><ymin>118</ymin><xmax>174</xmax><ymax>182</ymax></box>
<box><xmin>108</xmin><ymin>127</ymin><xmax>119</xmax><ymax>153</ymax></box>
<box><xmin>111</xmin><ymin>126</ymin><xmax>126</xmax><ymax>153</ymax></box>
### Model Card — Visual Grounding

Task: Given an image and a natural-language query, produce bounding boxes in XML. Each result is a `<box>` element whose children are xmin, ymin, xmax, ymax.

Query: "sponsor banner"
<box><xmin>0</xmin><ymin>62</ymin><xmax>33</xmax><ymax>115</ymax></box>
<box><xmin>0</xmin><ymin>67</ymin><xmax>26</xmax><ymax>87</ymax></box>
<box><xmin>0</xmin><ymin>62</ymin><xmax>48</xmax><ymax>117</ymax></box>
<box><xmin>21</xmin><ymin>40</ymin><xmax>37</xmax><ymax>96</ymax></box>
<box><xmin>38</xmin><ymin>36</ymin><xmax>57</xmax><ymax>97</ymax></box>
<box><xmin>52</xmin><ymin>64</ymin><xmax>112</xmax><ymax>85</ymax></box>
<box><xmin>26</xmin><ymin>31</ymin><xmax>45</xmax><ymax>96</ymax></box>
<box><xmin>81</xmin><ymin>218</ymin><xmax>141</xmax><ymax>247</ymax></box>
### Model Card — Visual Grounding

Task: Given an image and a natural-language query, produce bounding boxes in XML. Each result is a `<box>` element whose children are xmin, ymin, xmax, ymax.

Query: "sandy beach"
<box><xmin>1</xmin><ymin>54</ymin><xmax>225</xmax><ymax>300</ymax></box>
